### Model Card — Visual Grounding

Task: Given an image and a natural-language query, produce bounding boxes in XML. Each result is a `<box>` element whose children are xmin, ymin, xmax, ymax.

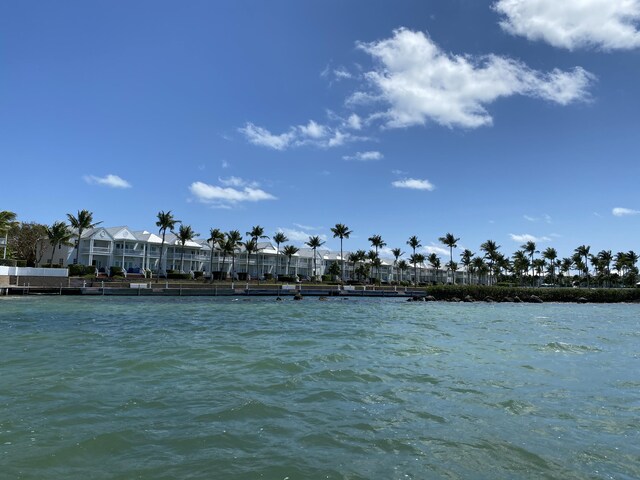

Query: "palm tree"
<box><xmin>521</xmin><ymin>241</ymin><xmax>538</xmax><ymax>285</ymax></box>
<box><xmin>207</xmin><ymin>228</ymin><xmax>225</xmax><ymax>281</ymax></box>
<box><xmin>331</xmin><ymin>223</ymin><xmax>352</xmax><ymax>282</ymax></box>
<box><xmin>480</xmin><ymin>240</ymin><xmax>500</xmax><ymax>285</ymax></box>
<box><xmin>406</xmin><ymin>235</ymin><xmax>422</xmax><ymax>286</ymax></box>
<box><xmin>218</xmin><ymin>234</ymin><xmax>237</xmax><ymax>280</ymax></box>
<box><xmin>348</xmin><ymin>250</ymin><xmax>367</xmax><ymax>282</ymax></box>
<box><xmin>596</xmin><ymin>250</ymin><xmax>613</xmax><ymax>287</ymax></box>
<box><xmin>272</xmin><ymin>232</ymin><xmax>288</xmax><ymax>278</ymax></box>
<box><xmin>226</xmin><ymin>230</ymin><xmax>243</xmax><ymax>280</ymax></box>
<box><xmin>438</xmin><ymin>233</ymin><xmax>460</xmax><ymax>284</ymax></box>
<box><xmin>368</xmin><ymin>234</ymin><xmax>386</xmax><ymax>282</ymax></box>
<box><xmin>45</xmin><ymin>221</ymin><xmax>73</xmax><ymax>265</ymax></box>
<box><xmin>305</xmin><ymin>235</ymin><xmax>325</xmax><ymax>280</ymax></box>
<box><xmin>282</xmin><ymin>245</ymin><xmax>299</xmax><ymax>275</ymax></box>
<box><xmin>559</xmin><ymin>257</ymin><xmax>574</xmax><ymax>286</ymax></box>
<box><xmin>542</xmin><ymin>247</ymin><xmax>558</xmax><ymax>284</ymax></box>
<box><xmin>397</xmin><ymin>259</ymin><xmax>409</xmax><ymax>283</ymax></box>
<box><xmin>574</xmin><ymin>245</ymin><xmax>591</xmax><ymax>286</ymax></box>
<box><xmin>243</xmin><ymin>238</ymin><xmax>259</xmax><ymax>279</ymax></box>
<box><xmin>155</xmin><ymin>210</ymin><xmax>179</xmax><ymax>280</ymax></box>
<box><xmin>246</xmin><ymin>225</ymin><xmax>269</xmax><ymax>280</ymax></box>
<box><xmin>460</xmin><ymin>249</ymin><xmax>474</xmax><ymax>285</ymax></box>
<box><xmin>177</xmin><ymin>224</ymin><xmax>198</xmax><ymax>273</ymax></box>
<box><xmin>512</xmin><ymin>250</ymin><xmax>530</xmax><ymax>285</ymax></box>
<box><xmin>0</xmin><ymin>210</ymin><xmax>17</xmax><ymax>259</ymax></box>
<box><xmin>391</xmin><ymin>247</ymin><xmax>404</xmax><ymax>282</ymax></box>
<box><xmin>409</xmin><ymin>253</ymin><xmax>425</xmax><ymax>285</ymax></box>
<box><xmin>67</xmin><ymin>209</ymin><xmax>102</xmax><ymax>265</ymax></box>
<box><xmin>471</xmin><ymin>256</ymin><xmax>487</xmax><ymax>285</ymax></box>
<box><xmin>427</xmin><ymin>253</ymin><xmax>441</xmax><ymax>284</ymax></box>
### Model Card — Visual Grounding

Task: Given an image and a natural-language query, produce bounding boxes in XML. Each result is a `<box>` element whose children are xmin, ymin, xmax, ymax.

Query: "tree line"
<box><xmin>1</xmin><ymin>209</ymin><xmax>637</xmax><ymax>288</ymax></box>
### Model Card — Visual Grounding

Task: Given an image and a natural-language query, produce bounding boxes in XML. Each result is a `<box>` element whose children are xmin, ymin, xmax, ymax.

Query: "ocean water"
<box><xmin>1</xmin><ymin>296</ymin><xmax>638</xmax><ymax>480</ymax></box>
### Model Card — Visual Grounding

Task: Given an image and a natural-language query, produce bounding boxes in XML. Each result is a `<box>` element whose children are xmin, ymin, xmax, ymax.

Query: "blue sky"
<box><xmin>2</xmin><ymin>0</ymin><xmax>639</xmax><ymax>260</ymax></box>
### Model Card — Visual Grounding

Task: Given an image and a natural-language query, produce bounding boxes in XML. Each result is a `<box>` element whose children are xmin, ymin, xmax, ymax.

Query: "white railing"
<box><xmin>81</xmin><ymin>246</ymin><xmax>112</xmax><ymax>255</ymax></box>
<box><xmin>0</xmin><ymin>266</ymin><xmax>68</xmax><ymax>277</ymax></box>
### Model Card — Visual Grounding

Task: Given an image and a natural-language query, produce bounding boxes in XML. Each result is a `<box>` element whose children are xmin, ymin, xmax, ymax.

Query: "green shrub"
<box><xmin>0</xmin><ymin>259</ymin><xmax>17</xmax><ymax>267</ymax></box>
<box><xmin>69</xmin><ymin>264</ymin><xmax>92</xmax><ymax>276</ymax></box>
<box><xmin>167</xmin><ymin>272</ymin><xmax>190</xmax><ymax>280</ymax></box>
<box><xmin>321</xmin><ymin>274</ymin><xmax>331</xmax><ymax>282</ymax></box>
<box><xmin>193</xmin><ymin>271</ymin><xmax>204</xmax><ymax>279</ymax></box>
<box><xmin>16</xmin><ymin>260</ymin><xmax>27</xmax><ymax>267</ymax></box>
<box><xmin>277</xmin><ymin>275</ymin><xmax>296</xmax><ymax>283</ymax></box>
<box><xmin>110</xmin><ymin>266</ymin><xmax>124</xmax><ymax>277</ymax></box>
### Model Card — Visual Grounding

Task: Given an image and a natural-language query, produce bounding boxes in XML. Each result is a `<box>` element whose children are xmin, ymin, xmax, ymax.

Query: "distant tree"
<box><xmin>155</xmin><ymin>210</ymin><xmax>179</xmax><ymax>280</ymax></box>
<box><xmin>331</xmin><ymin>223</ymin><xmax>352</xmax><ymax>282</ymax></box>
<box><xmin>272</xmin><ymin>232</ymin><xmax>288</xmax><ymax>278</ymax></box>
<box><xmin>460</xmin><ymin>249</ymin><xmax>474</xmax><ymax>285</ymax></box>
<box><xmin>427</xmin><ymin>253</ymin><xmax>441</xmax><ymax>283</ymax></box>
<box><xmin>243</xmin><ymin>238</ymin><xmax>258</xmax><ymax>279</ymax></box>
<box><xmin>282</xmin><ymin>245</ymin><xmax>299</xmax><ymax>275</ymax></box>
<box><xmin>480</xmin><ymin>240</ymin><xmax>500</xmax><ymax>285</ymax></box>
<box><xmin>177</xmin><ymin>224</ymin><xmax>198</xmax><ymax>273</ymax></box>
<box><xmin>247</xmin><ymin>225</ymin><xmax>269</xmax><ymax>280</ymax></box>
<box><xmin>46</xmin><ymin>221</ymin><xmax>73</xmax><ymax>265</ymax></box>
<box><xmin>438</xmin><ymin>233</ymin><xmax>460</xmax><ymax>284</ymax></box>
<box><xmin>207</xmin><ymin>228</ymin><xmax>225</xmax><ymax>282</ymax></box>
<box><xmin>542</xmin><ymin>247</ymin><xmax>558</xmax><ymax>284</ymax></box>
<box><xmin>409</xmin><ymin>252</ymin><xmax>425</xmax><ymax>285</ymax></box>
<box><xmin>7</xmin><ymin>222</ymin><xmax>48</xmax><ymax>266</ymax></box>
<box><xmin>305</xmin><ymin>235</ymin><xmax>325</xmax><ymax>280</ymax></box>
<box><xmin>397</xmin><ymin>259</ymin><xmax>409</xmax><ymax>283</ymax></box>
<box><xmin>0</xmin><ymin>210</ymin><xmax>18</xmax><ymax>259</ymax></box>
<box><xmin>574</xmin><ymin>245</ymin><xmax>591</xmax><ymax>286</ymax></box>
<box><xmin>67</xmin><ymin>209</ymin><xmax>102</xmax><ymax>265</ymax></box>
<box><xmin>391</xmin><ymin>247</ymin><xmax>405</xmax><ymax>282</ymax></box>
<box><xmin>226</xmin><ymin>230</ymin><xmax>243</xmax><ymax>280</ymax></box>
<box><xmin>406</xmin><ymin>236</ymin><xmax>422</xmax><ymax>286</ymax></box>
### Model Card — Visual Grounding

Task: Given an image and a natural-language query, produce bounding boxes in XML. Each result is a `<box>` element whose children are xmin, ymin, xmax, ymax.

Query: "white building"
<box><xmin>42</xmin><ymin>225</ymin><xmax>470</xmax><ymax>283</ymax></box>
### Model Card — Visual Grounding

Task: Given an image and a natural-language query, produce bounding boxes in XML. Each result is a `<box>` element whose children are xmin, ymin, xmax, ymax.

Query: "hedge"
<box><xmin>425</xmin><ymin>285</ymin><xmax>640</xmax><ymax>303</ymax></box>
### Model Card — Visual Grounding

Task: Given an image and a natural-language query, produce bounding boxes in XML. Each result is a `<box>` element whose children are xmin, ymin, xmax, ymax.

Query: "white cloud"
<box><xmin>83</xmin><ymin>174</ymin><xmax>131</xmax><ymax>189</ymax></box>
<box><xmin>423</xmin><ymin>244</ymin><xmax>449</xmax><ymax>256</ymax></box>
<box><xmin>278</xmin><ymin>227</ymin><xmax>327</xmax><ymax>244</ymax></box>
<box><xmin>346</xmin><ymin>113</ymin><xmax>362</xmax><ymax>130</ymax></box>
<box><xmin>343</xmin><ymin>151</ymin><xmax>383</xmax><ymax>161</ymax></box>
<box><xmin>239</xmin><ymin>120</ymin><xmax>360</xmax><ymax>150</ymax></box>
<box><xmin>391</xmin><ymin>169</ymin><xmax>408</xmax><ymax>175</ymax></box>
<box><xmin>333</xmin><ymin>67</ymin><xmax>353</xmax><ymax>80</ymax></box>
<box><xmin>354</xmin><ymin>28</ymin><xmax>594</xmax><ymax>129</ymax></box>
<box><xmin>612</xmin><ymin>207</ymin><xmax>640</xmax><ymax>216</ymax></box>
<box><xmin>218</xmin><ymin>176</ymin><xmax>258</xmax><ymax>188</ymax></box>
<box><xmin>509</xmin><ymin>233</ymin><xmax>552</xmax><ymax>243</ymax></box>
<box><xmin>494</xmin><ymin>0</ymin><xmax>640</xmax><ymax>51</ymax></box>
<box><xmin>391</xmin><ymin>177</ymin><xmax>435</xmax><ymax>191</ymax></box>
<box><xmin>239</xmin><ymin>123</ymin><xmax>295</xmax><ymax>150</ymax></box>
<box><xmin>524</xmin><ymin>214</ymin><xmax>553</xmax><ymax>223</ymax></box>
<box><xmin>221</xmin><ymin>160</ymin><xmax>230</xmax><ymax>169</ymax></box>
<box><xmin>298</xmin><ymin>120</ymin><xmax>327</xmax><ymax>139</ymax></box>
<box><xmin>524</xmin><ymin>215</ymin><xmax>537</xmax><ymax>222</ymax></box>
<box><xmin>189</xmin><ymin>181</ymin><xmax>276</xmax><ymax>205</ymax></box>
<box><xmin>293</xmin><ymin>223</ymin><xmax>322</xmax><ymax>231</ymax></box>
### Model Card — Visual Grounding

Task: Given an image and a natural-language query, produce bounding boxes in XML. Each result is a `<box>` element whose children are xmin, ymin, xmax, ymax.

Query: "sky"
<box><xmin>2</xmin><ymin>0</ymin><xmax>640</xmax><ymax>260</ymax></box>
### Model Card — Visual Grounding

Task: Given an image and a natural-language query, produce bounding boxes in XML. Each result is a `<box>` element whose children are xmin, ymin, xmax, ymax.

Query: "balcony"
<box><xmin>81</xmin><ymin>246</ymin><xmax>112</xmax><ymax>255</ymax></box>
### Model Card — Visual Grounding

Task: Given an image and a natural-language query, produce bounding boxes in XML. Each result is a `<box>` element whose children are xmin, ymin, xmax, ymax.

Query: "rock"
<box><xmin>293</xmin><ymin>293</ymin><xmax>303</xmax><ymax>301</ymax></box>
<box><xmin>484</xmin><ymin>296</ymin><xmax>495</xmax><ymax>303</ymax></box>
<box><xmin>425</xmin><ymin>295</ymin><xmax>437</xmax><ymax>302</ymax></box>
<box><xmin>513</xmin><ymin>296</ymin><xmax>523</xmax><ymax>303</ymax></box>
<box><xmin>503</xmin><ymin>296</ymin><xmax>514</xmax><ymax>303</ymax></box>
<box><xmin>464</xmin><ymin>295</ymin><xmax>475</xmax><ymax>302</ymax></box>
<box><xmin>450</xmin><ymin>297</ymin><xmax>461</xmax><ymax>303</ymax></box>
<box><xmin>529</xmin><ymin>295</ymin><xmax>544</xmax><ymax>303</ymax></box>
<box><xmin>577</xmin><ymin>297</ymin><xmax>589</xmax><ymax>304</ymax></box>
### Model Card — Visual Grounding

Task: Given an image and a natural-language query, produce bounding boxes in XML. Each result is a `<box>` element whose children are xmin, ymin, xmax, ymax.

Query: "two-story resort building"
<box><xmin>42</xmin><ymin>225</ymin><xmax>469</xmax><ymax>283</ymax></box>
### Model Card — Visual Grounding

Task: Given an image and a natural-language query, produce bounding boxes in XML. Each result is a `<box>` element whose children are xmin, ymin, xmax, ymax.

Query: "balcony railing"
<box><xmin>81</xmin><ymin>246</ymin><xmax>112</xmax><ymax>255</ymax></box>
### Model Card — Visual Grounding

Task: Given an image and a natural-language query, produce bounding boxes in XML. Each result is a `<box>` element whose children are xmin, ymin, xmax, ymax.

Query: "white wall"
<box><xmin>0</xmin><ymin>266</ymin><xmax>68</xmax><ymax>277</ymax></box>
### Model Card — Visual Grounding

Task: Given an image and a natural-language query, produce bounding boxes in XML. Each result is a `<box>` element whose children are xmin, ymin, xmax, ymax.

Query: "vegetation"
<box><xmin>331</xmin><ymin>223</ymin><xmax>352</xmax><ymax>282</ymax></box>
<box><xmin>155</xmin><ymin>210</ymin><xmax>179</xmax><ymax>280</ymax></box>
<box><xmin>67</xmin><ymin>209</ymin><xmax>102</xmax><ymax>265</ymax></box>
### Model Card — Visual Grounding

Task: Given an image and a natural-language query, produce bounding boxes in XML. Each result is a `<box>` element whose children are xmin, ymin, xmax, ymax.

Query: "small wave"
<box><xmin>542</xmin><ymin>342</ymin><xmax>602</xmax><ymax>353</ymax></box>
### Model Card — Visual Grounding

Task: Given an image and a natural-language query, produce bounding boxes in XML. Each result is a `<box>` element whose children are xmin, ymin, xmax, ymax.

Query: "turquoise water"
<box><xmin>1</xmin><ymin>297</ymin><xmax>638</xmax><ymax>479</ymax></box>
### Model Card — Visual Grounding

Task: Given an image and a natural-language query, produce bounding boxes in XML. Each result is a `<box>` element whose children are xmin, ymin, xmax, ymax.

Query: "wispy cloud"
<box><xmin>392</xmin><ymin>178</ymin><xmax>435</xmax><ymax>191</ymax></box>
<box><xmin>423</xmin><ymin>244</ymin><xmax>449</xmax><ymax>256</ymax></box>
<box><xmin>218</xmin><ymin>176</ymin><xmax>258</xmax><ymax>188</ymax></box>
<box><xmin>293</xmin><ymin>223</ymin><xmax>322</xmax><ymax>231</ymax></box>
<box><xmin>83</xmin><ymin>174</ymin><xmax>131</xmax><ymax>189</ymax></box>
<box><xmin>239</xmin><ymin>120</ymin><xmax>362</xmax><ymax>150</ymax></box>
<box><xmin>278</xmin><ymin>227</ymin><xmax>327</xmax><ymax>244</ymax></box>
<box><xmin>189</xmin><ymin>179</ymin><xmax>276</xmax><ymax>207</ymax></box>
<box><xmin>494</xmin><ymin>0</ymin><xmax>640</xmax><ymax>51</ymax></box>
<box><xmin>612</xmin><ymin>207</ymin><xmax>640</xmax><ymax>217</ymax></box>
<box><xmin>352</xmin><ymin>28</ymin><xmax>594</xmax><ymax>129</ymax></box>
<box><xmin>343</xmin><ymin>151</ymin><xmax>383</xmax><ymax>161</ymax></box>
<box><xmin>509</xmin><ymin>233</ymin><xmax>552</xmax><ymax>243</ymax></box>
<box><xmin>524</xmin><ymin>214</ymin><xmax>552</xmax><ymax>223</ymax></box>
